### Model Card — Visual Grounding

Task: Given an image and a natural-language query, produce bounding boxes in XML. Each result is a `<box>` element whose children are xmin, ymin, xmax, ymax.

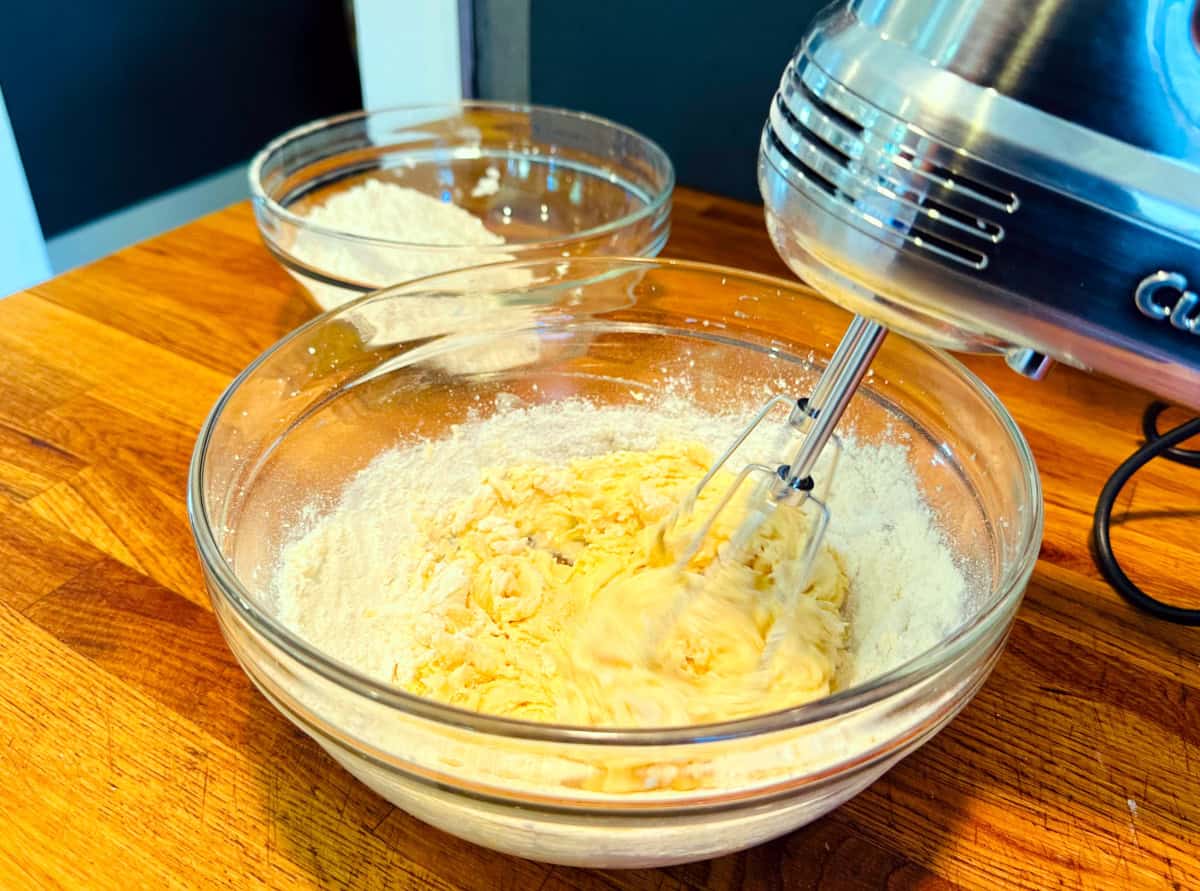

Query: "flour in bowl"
<box><xmin>290</xmin><ymin>178</ymin><xmax>513</xmax><ymax>310</ymax></box>
<box><xmin>271</xmin><ymin>396</ymin><xmax>968</xmax><ymax>728</ymax></box>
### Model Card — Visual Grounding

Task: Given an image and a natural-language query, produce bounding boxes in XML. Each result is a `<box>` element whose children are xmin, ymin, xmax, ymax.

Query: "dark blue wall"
<box><xmin>1</xmin><ymin>1</ymin><xmax>361</xmax><ymax>237</ymax></box>
<box><xmin>529</xmin><ymin>0</ymin><xmax>828</xmax><ymax>203</ymax></box>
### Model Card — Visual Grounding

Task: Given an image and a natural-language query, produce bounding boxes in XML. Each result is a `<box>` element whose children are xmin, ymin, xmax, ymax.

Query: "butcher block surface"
<box><xmin>0</xmin><ymin>189</ymin><xmax>1197</xmax><ymax>890</ymax></box>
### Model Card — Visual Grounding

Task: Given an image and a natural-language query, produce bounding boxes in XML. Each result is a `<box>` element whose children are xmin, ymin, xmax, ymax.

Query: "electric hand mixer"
<box><xmin>674</xmin><ymin>0</ymin><xmax>1200</xmax><ymax>619</ymax></box>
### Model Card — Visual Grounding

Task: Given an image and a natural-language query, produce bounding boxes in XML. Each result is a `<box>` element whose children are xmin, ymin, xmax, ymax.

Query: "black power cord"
<box><xmin>1141</xmin><ymin>402</ymin><xmax>1200</xmax><ymax>468</ymax></box>
<box><xmin>1091</xmin><ymin>402</ymin><xmax>1200</xmax><ymax>625</ymax></box>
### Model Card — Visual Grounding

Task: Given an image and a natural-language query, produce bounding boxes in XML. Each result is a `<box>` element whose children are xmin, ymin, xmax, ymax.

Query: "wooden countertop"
<box><xmin>1</xmin><ymin>188</ymin><xmax>1196</xmax><ymax>890</ymax></box>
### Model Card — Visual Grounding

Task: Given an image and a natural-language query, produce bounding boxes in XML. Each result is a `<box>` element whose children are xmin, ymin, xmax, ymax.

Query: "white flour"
<box><xmin>273</xmin><ymin>396</ymin><xmax>968</xmax><ymax>698</ymax></box>
<box><xmin>290</xmin><ymin>178</ymin><xmax>513</xmax><ymax>310</ymax></box>
<box><xmin>470</xmin><ymin>165</ymin><xmax>502</xmax><ymax>197</ymax></box>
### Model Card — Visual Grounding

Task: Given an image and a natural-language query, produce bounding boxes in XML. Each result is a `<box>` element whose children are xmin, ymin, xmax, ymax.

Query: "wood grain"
<box><xmin>0</xmin><ymin>188</ymin><xmax>1196</xmax><ymax>890</ymax></box>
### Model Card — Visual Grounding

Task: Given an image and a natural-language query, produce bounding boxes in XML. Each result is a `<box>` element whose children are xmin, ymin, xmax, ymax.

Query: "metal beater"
<box><xmin>664</xmin><ymin>315</ymin><xmax>885</xmax><ymax>589</ymax></box>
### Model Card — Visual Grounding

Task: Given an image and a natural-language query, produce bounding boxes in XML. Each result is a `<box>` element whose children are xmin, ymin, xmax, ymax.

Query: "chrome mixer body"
<box><xmin>654</xmin><ymin>0</ymin><xmax>1200</xmax><ymax>618</ymax></box>
<box><xmin>759</xmin><ymin>0</ymin><xmax>1200</xmax><ymax>409</ymax></box>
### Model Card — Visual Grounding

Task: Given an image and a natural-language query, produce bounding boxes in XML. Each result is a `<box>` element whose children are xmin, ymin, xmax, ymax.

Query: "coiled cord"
<box><xmin>1091</xmin><ymin>402</ymin><xmax>1200</xmax><ymax>625</ymax></box>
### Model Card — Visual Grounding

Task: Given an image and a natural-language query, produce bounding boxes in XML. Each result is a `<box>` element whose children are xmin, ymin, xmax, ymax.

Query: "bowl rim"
<box><xmin>247</xmin><ymin>100</ymin><xmax>676</xmax><ymax>252</ymax></box>
<box><xmin>187</xmin><ymin>255</ymin><xmax>1043</xmax><ymax>746</ymax></box>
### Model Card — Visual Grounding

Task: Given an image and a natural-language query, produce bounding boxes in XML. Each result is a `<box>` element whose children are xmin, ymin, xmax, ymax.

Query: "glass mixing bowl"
<box><xmin>188</xmin><ymin>258</ymin><xmax>1042</xmax><ymax>868</ymax></box>
<box><xmin>249</xmin><ymin>103</ymin><xmax>674</xmax><ymax>310</ymax></box>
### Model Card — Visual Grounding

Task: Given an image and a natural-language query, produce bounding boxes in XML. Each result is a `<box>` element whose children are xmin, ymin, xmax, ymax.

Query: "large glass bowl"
<box><xmin>249</xmin><ymin>102</ymin><xmax>674</xmax><ymax>310</ymax></box>
<box><xmin>188</xmin><ymin>258</ymin><xmax>1042</xmax><ymax>868</ymax></box>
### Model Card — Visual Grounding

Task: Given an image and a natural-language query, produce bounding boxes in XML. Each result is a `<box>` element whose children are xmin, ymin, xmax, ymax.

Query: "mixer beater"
<box><xmin>660</xmin><ymin>315</ymin><xmax>886</xmax><ymax>605</ymax></box>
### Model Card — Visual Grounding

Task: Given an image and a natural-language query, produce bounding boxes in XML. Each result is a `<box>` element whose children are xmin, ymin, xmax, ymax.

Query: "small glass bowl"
<box><xmin>249</xmin><ymin>102</ymin><xmax>674</xmax><ymax>310</ymax></box>
<box><xmin>188</xmin><ymin>258</ymin><xmax>1042</xmax><ymax>868</ymax></box>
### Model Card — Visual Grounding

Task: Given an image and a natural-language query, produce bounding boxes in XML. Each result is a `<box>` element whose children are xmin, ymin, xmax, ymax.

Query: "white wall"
<box><xmin>354</xmin><ymin>0</ymin><xmax>465</xmax><ymax>109</ymax></box>
<box><xmin>0</xmin><ymin>88</ymin><xmax>51</xmax><ymax>296</ymax></box>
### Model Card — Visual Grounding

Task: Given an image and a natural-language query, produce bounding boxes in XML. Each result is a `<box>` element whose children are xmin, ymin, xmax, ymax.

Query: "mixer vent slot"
<box><xmin>894</xmin><ymin>149</ymin><xmax>1018</xmax><ymax>212</ymax></box>
<box><xmin>767</xmin><ymin>126</ymin><xmax>837</xmax><ymax>197</ymax></box>
<box><xmin>798</xmin><ymin>80</ymin><xmax>865</xmax><ymax>136</ymax></box>
<box><xmin>776</xmin><ymin>96</ymin><xmax>852</xmax><ymax>166</ymax></box>
<box><xmin>768</xmin><ymin>121</ymin><xmax>988</xmax><ymax>268</ymax></box>
<box><xmin>903</xmin><ymin>225</ymin><xmax>987</xmax><ymax>269</ymax></box>
<box><xmin>795</xmin><ymin>62</ymin><xmax>1018</xmax><ymax>214</ymax></box>
<box><xmin>768</xmin><ymin>61</ymin><xmax>1018</xmax><ymax>270</ymax></box>
<box><xmin>919</xmin><ymin>197</ymin><xmax>1003</xmax><ymax>241</ymax></box>
<box><xmin>777</xmin><ymin>95</ymin><xmax>1002</xmax><ymax>244</ymax></box>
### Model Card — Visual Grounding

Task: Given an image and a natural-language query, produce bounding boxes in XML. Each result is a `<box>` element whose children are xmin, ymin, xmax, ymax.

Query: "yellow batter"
<box><xmin>401</xmin><ymin>442</ymin><xmax>848</xmax><ymax>727</ymax></box>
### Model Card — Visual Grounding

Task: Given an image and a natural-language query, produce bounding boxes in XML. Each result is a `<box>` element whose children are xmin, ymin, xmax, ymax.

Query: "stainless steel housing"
<box><xmin>760</xmin><ymin>0</ymin><xmax>1200</xmax><ymax>407</ymax></box>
